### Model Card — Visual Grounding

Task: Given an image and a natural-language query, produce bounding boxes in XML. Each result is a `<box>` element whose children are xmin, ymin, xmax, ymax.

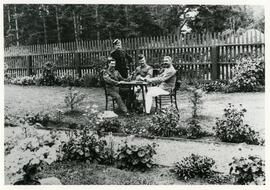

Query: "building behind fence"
<box><xmin>4</xmin><ymin>29</ymin><xmax>265</xmax><ymax>81</ymax></box>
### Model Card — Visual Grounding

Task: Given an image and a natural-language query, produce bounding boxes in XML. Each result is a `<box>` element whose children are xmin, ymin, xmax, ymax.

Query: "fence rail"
<box><xmin>4</xmin><ymin>30</ymin><xmax>265</xmax><ymax>81</ymax></box>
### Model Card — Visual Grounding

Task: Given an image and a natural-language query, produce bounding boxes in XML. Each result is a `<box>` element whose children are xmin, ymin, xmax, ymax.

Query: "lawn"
<box><xmin>4</xmin><ymin>84</ymin><xmax>265</xmax><ymax>185</ymax></box>
<box><xmin>5</xmin><ymin>84</ymin><xmax>265</xmax><ymax>134</ymax></box>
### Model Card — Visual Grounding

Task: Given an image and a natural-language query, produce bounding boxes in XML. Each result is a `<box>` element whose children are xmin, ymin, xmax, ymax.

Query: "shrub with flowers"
<box><xmin>116</xmin><ymin>139</ymin><xmax>157</xmax><ymax>171</ymax></box>
<box><xmin>229</xmin><ymin>155</ymin><xmax>265</xmax><ymax>185</ymax></box>
<box><xmin>173</xmin><ymin>154</ymin><xmax>216</xmax><ymax>181</ymax></box>
<box><xmin>214</xmin><ymin>103</ymin><xmax>264</xmax><ymax>145</ymax></box>
<box><xmin>227</xmin><ymin>56</ymin><xmax>264</xmax><ymax>92</ymax></box>
<box><xmin>148</xmin><ymin>106</ymin><xmax>181</xmax><ymax>137</ymax></box>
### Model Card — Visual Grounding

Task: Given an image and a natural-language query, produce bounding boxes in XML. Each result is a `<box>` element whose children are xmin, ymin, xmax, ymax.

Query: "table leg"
<box><xmin>141</xmin><ymin>85</ymin><xmax>146</xmax><ymax>113</ymax></box>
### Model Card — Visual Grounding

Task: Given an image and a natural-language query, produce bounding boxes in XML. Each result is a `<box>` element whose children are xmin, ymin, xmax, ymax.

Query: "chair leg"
<box><xmin>174</xmin><ymin>95</ymin><xmax>179</xmax><ymax>110</ymax></box>
<box><xmin>112</xmin><ymin>99</ymin><xmax>115</xmax><ymax>110</ymax></box>
<box><xmin>105</xmin><ymin>97</ymin><xmax>108</xmax><ymax>110</ymax></box>
<box><xmin>159</xmin><ymin>96</ymin><xmax>162</xmax><ymax>110</ymax></box>
<box><xmin>155</xmin><ymin>97</ymin><xmax>158</xmax><ymax>112</ymax></box>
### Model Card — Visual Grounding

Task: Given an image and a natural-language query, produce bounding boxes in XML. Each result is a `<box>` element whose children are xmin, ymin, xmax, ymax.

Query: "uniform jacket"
<box><xmin>110</xmin><ymin>49</ymin><xmax>133</xmax><ymax>78</ymax></box>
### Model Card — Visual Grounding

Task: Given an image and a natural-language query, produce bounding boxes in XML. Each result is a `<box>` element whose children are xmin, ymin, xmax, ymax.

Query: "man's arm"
<box><xmin>103</xmin><ymin>72</ymin><xmax>119</xmax><ymax>85</ymax></box>
<box><xmin>147</xmin><ymin>69</ymin><xmax>176</xmax><ymax>83</ymax></box>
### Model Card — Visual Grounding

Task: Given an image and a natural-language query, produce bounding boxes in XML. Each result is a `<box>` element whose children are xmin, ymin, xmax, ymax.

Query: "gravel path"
<box><xmin>6</xmin><ymin>127</ymin><xmax>264</xmax><ymax>175</ymax></box>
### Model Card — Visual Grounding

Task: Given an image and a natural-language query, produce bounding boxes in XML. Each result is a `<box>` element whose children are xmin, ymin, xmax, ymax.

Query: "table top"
<box><xmin>118</xmin><ymin>81</ymin><xmax>148</xmax><ymax>85</ymax></box>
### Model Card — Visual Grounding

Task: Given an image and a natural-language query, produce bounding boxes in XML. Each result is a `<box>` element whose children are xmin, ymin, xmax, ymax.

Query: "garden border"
<box><xmin>35</xmin><ymin>126</ymin><xmax>263</xmax><ymax>148</ymax></box>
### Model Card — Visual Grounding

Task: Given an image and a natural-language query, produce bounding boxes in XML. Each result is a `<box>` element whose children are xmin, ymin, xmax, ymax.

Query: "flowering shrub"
<box><xmin>173</xmin><ymin>154</ymin><xmax>216</xmax><ymax>181</ymax></box>
<box><xmin>55</xmin><ymin>74</ymin><xmax>82</xmax><ymax>87</ymax></box>
<box><xmin>123</xmin><ymin>118</ymin><xmax>149</xmax><ymax>136</ymax></box>
<box><xmin>24</xmin><ymin>112</ymin><xmax>50</xmax><ymax>126</ymax></box>
<box><xmin>5</xmin><ymin>126</ymin><xmax>63</xmax><ymax>184</ymax></box>
<box><xmin>40</xmin><ymin>61</ymin><xmax>56</xmax><ymax>86</ymax></box>
<box><xmin>64</xmin><ymin>87</ymin><xmax>86</xmax><ymax>111</ymax></box>
<box><xmin>186</xmin><ymin>119</ymin><xmax>204</xmax><ymax>139</ymax></box>
<box><xmin>206</xmin><ymin>174</ymin><xmax>232</xmax><ymax>184</ymax></box>
<box><xmin>10</xmin><ymin>76</ymin><xmax>36</xmax><ymax>86</ymax></box>
<box><xmin>200</xmin><ymin>80</ymin><xmax>228</xmax><ymax>93</ymax></box>
<box><xmin>227</xmin><ymin>56</ymin><xmax>264</xmax><ymax>92</ymax></box>
<box><xmin>187</xmin><ymin>86</ymin><xmax>204</xmax><ymax>118</ymax></box>
<box><xmin>214</xmin><ymin>104</ymin><xmax>264</xmax><ymax>145</ymax></box>
<box><xmin>148</xmin><ymin>106</ymin><xmax>181</xmax><ymax>137</ymax></box>
<box><xmin>61</xmin><ymin>128</ymin><xmax>107</xmax><ymax>162</ymax></box>
<box><xmin>229</xmin><ymin>155</ymin><xmax>265</xmax><ymax>185</ymax></box>
<box><xmin>96</xmin><ymin>118</ymin><xmax>122</xmax><ymax>133</ymax></box>
<box><xmin>116</xmin><ymin>140</ymin><xmax>157</xmax><ymax>171</ymax></box>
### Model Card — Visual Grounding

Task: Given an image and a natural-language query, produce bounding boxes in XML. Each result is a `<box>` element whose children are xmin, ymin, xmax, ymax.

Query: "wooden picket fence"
<box><xmin>4</xmin><ymin>30</ymin><xmax>265</xmax><ymax>81</ymax></box>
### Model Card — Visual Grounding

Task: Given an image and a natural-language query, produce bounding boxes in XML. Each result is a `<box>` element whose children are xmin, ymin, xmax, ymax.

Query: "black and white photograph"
<box><xmin>2</xmin><ymin>1</ymin><xmax>268</xmax><ymax>186</ymax></box>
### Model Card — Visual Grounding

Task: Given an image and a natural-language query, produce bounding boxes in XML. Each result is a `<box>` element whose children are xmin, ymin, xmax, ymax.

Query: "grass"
<box><xmin>4</xmin><ymin>85</ymin><xmax>264</xmax><ymax>185</ymax></box>
<box><xmin>38</xmin><ymin>161</ymin><xmax>213</xmax><ymax>185</ymax></box>
<box><xmin>5</xmin><ymin>84</ymin><xmax>265</xmax><ymax>135</ymax></box>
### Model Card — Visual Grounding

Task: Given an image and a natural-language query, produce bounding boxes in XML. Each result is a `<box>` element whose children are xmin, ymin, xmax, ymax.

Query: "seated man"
<box><xmin>103</xmin><ymin>57</ymin><xmax>130</xmax><ymax>116</ymax></box>
<box><xmin>131</xmin><ymin>54</ymin><xmax>153</xmax><ymax>81</ymax></box>
<box><xmin>144</xmin><ymin>56</ymin><xmax>177</xmax><ymax>114</ymax></box>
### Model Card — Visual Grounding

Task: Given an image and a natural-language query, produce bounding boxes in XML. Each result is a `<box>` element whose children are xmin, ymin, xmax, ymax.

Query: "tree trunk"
<box><xmin>14</xmin><ymin>5</ymin><xmax>19</xmax><ymax>46</ymax></box>
<box><xmin>73</xmin><ymin>10</ymin><xmax>78</xmax><ymax>44</ymax></box>
<box><xmin>55</xmin><ymin>6</ymin><xmax>61</xmax><ymax>43</ymax></box>
<box><xmin>95</xmin><ymin>5</ymin><xmax>100</xmax><ymax>40</ymax></box>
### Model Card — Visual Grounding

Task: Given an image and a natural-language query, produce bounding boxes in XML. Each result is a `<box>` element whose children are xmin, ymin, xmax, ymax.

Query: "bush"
<box><xmin>5</xmin><ymin>126</ymin><xmax>62</xmax><ymax>184</ymax></box>
<box><xmin>206</xmin><ymin>173</ymin><xmax>232</xmax><ymax>184</ymax></box>
<box><xmin>116</xmin><ymin>140</ymin><xmax>157</xmax><ymax>171</ymax></box>
<box><xmin>148</xmin><ymin>106</ymin><xmax>181</xmax><ymax>137</ymax></box>
<box><xmin>64</xmin><ymin>87</ymin><xmax>86</xmax><ymax>111</ymax></box>
<box><xmin>24</xmin><ymin>112</ymin><xmax>50</xmax><ymax>126</ymax></box>
<box><xmin>186</xmin><ymin>119</ymin><xmax>204</xmax><ymax>139</ymax></box>
<box><xmin>214</xmin><ymin>104</ymin><xmax>264</xmax><ymax>145</ymax></box>
<box><xmin>200</xmin><ymin>80</ymin><xmax>228</xmax><ymax>93</ymax></box>
<box><xmin>227</xmin><ymin>56</ymin><xmax>264</xmax><ymax>92</ymax></box>
<box><xmin>61</xmin><ymin>129</ymin><xmax>107</xmax><ymax>162</ymax></box>
<box><xmin>10</xmin><ymin>76</ymin><xmax>35</xmax><ymax>86</ymax></box>
<box><xmin>123</xmin><ymin>118</ymin><xmax>149</xmax><ymax>136</ymax></box>
<box><xmin>41</xmin><ymin>61</ymin><xmax>56</xmax><ymax>86</ymax></box>
<box><xmin>229</xmin><ymin>155</ymin><xmax>265</xmax><ymax>185</ymax></box>
<box><xmin>96</xmin><ymin>118</ymin><xmax>122</xmax><ymax>133</ymax></box>
<box><xmin>81</xmin><ymin>74</ymin><xmax>100</xmax><ymax>87</ymax></box>
<box><xmin>173</xmin><ymin>154</ymin><xmax>216</xmax><ymax>181</ymax></box>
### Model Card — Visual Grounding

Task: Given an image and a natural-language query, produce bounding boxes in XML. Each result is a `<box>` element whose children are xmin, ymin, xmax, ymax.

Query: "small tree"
<box><xmin>64</xmin><ymin>87</ymin><xmax>86</xmax><ymax>112</ymax></box>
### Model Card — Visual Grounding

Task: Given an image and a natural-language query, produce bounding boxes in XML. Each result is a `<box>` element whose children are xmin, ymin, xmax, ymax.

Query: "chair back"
<box><xmin>99</xmin><ymin>69</ymin><xmax>109</xmax><ymax>96</ymax></box>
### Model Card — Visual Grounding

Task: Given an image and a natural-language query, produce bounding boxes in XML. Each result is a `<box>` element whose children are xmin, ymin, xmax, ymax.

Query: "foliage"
<box><xmin>206</xmin><ymin>173</ymin><xmax>233</xmax><ymax>184</ymax></box>
<box><xmin>200</xmin><ymin>80</ymin><xmax>228</xmax><ymax>93</ymax></box>
<box><xmin>10</xmin><ymin>76</ymin><xmax>35</xmax><ymax>85</ymax></box>
<box><xmin>186</xmin><ymin>119</ymin><xmax>204</xmax><ymax>139</ymax></box>
<box><xmin>81</xmin><ymin>74</ymin><xmax>100</xmax><ymax>87</ymax></box>
<box><xmin>61</xmin><ymin>129</ymin><xmax>107</xmax><ymax>162</ymax></box>
<box><xmin>227</xmin><ymin>56</ymin><xmax>264</xmax><ymax>92</ymax></box>
<box><xmin>214</xmin><ymin>103</ymin><xmax>264</xmax><ymax>145</ymax></box>
<box><xmin>187</xmin><ymin>87</ymin><xmax>204</xmax><ymax>118</ymax></box>
<box><xmin>229</xmin><ymin>155</ymin><xmax>265</xmax><ymax>185</ymax></box>
<box><xmin>148</xmin><ymin>106</ymin><xmax>181</xmax><ymax>137</ymax></box>
<box><xmin>123</xmin><ymin>117</ymin><xmax>149</xmax><ymax>136</ymax></box>
<box><xmin>55</xmin><ymin>74</ymin><xmax>82</xmax><ymax>87</ymax></box>
<box><xmin>24</xmin><ymin>112</ymin><xmax>50</xmax><ymax>126</ymax></box>
<box><xmin>116</xmin><ymin>139</ymin><xmax>157</xmax><ymax>171</ymax></box>
<box><xmin>173</xmin><ymin>154</ymin><xmax>216</xmax><ymax>181</ymax></box>
<box><xmin>96</xmin><ymin>118</ymin><xmax>122</xmax><ymax>133</ymax></box>
<box><xmin>5</xmin><ymin>126</ymin><xmax>63</xmax><ymax>184</ymax></box>
<box><xmin>64</xmin><ymin>87</ymin><xmax>86</xmax><ymax>111</ymax></box>
<box><xmin>40</xmin><ymin>61</ymin><xmax>56</xmax><ymax>86</ymax></box>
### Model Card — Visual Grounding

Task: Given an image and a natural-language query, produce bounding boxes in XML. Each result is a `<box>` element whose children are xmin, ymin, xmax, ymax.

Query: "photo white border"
<box><xmin>0</xmin><ymin>0</ymin><xmax>269</xmax><ymax>190</ymax></box>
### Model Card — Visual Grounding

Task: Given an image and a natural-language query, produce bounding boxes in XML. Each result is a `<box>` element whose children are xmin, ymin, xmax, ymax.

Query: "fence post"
<box><xmin>26</xmin><ymin>55</ymin><xmax>32</xmax><ymax>76</ymax></box>
<box><xmin>210</xmin><ymin>46</ymin><xmax>219</xmax><ymax>80</ymax></box>
<box><xmin>74</xmin><ymin>52</ymin><xmax>82</xmax><ymax>77</ymax></box>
